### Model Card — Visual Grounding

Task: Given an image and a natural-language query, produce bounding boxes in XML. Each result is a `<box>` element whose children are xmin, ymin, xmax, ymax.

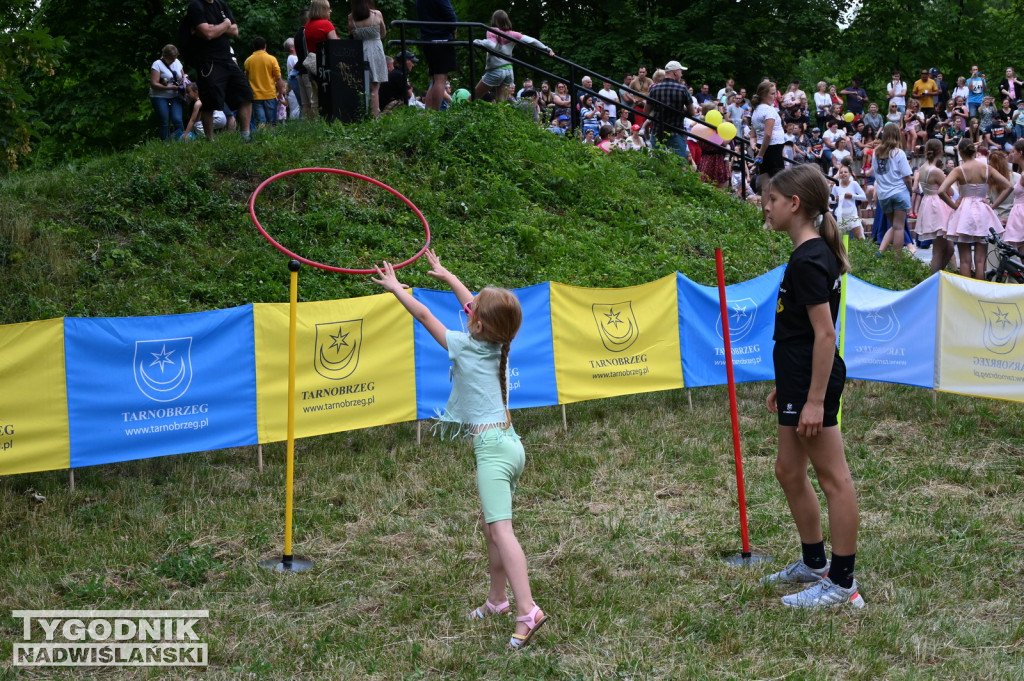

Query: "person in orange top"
<box><xmin>244</xmin><ymin>37</ymin><xmax>285</xmax><ymax>127</ymax></box>
<box><xmin>913</xmin><ymin>69</ymin><xmax>939</xmax><ymax>118</ymax></box>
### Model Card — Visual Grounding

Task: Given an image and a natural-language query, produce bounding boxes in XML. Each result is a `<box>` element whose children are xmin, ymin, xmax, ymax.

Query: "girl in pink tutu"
<box><xmin>938</xmin><ymin>138</ymin><xmax>1012</xmax><ymax>278</ymax></box>
<box><xmin>994</xmin><ymin>140</ymin><xmax>1024</xmax><ymax>251</ymax></box>
<box><xmin>916</xmin><ymin>139</ymin><xmax>955</xmax><ymax>273</ymax></box>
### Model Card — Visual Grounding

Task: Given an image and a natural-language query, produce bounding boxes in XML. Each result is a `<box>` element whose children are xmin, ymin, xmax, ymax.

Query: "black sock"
<box><xmin>801</xmin><ymin>541</ymin><xmax>827</xmax><ymax>570</ymax></box>
<box><xmin>830</xmin><ymin>553</ymin><xmax>856</xmax><ymax>589</ymax></box>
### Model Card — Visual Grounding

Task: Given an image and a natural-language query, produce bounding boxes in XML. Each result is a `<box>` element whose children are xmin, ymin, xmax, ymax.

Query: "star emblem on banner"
<box><xmin>149</xmin><ymin>345</ymin><xmax>176</xmax><ymax>372</ymax></box>
<box><xmin>604</xmin><ymin>310</ymin><xmax>624</xmax><ymax>328</ymax></box>
<box><xmin>992</xmin><ymin>307</ymin><xmax>1012</xmax><ymax>330</ymax></box>
<box><xmin>329</xmin><ymin>328</ymin><xmax>350</xmax><ymax>352</ymax></box>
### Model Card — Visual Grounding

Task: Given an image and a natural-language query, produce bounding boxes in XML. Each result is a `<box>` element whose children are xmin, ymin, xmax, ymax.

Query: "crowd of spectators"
<box><xmin>160</xmin><ymin>4</ymin><xmax>1024</xmax><ymax>196</ymax></box>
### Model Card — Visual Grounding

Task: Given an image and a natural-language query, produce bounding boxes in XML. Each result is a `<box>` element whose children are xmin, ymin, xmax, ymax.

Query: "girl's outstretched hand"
<box><xmin>425</xmin><ymin>249</ymin><xmax>452</xmax><ymax>281</ymax></box>
<box><xmin>370</xmin><ymin>261</ymin><xmax>407</xmax><ymax>293</ymax></box>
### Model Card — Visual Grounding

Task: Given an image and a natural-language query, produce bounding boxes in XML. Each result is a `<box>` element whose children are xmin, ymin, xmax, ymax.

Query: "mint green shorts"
<box><xmin>473</xmin><ymin>426</ymin><xmax>525</xmax><ymax>523</ymax></box>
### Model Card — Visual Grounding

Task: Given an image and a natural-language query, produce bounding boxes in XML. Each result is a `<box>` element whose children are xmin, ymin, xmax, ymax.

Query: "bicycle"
<box><xmin>985</xmin><ymin>228</ymin><xmax>1024</xmax><ymax>283</ymax></box>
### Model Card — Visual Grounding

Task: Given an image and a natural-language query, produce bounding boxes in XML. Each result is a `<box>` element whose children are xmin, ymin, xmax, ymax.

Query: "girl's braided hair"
<box><xmin>469</xmin><ymin>287</ymin><xmax>522</xmax><ymax>410</ymax></box>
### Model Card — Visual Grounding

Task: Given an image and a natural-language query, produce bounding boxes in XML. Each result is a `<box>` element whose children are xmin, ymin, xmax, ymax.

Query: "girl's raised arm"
<box><xmin>425</xmin><ymin>249</ymin><xmax>474</xmax><ymax>308</ymax></box>
<box><xmin>371</xmin><ymin>261</ymin><xmax>449</xmax><ymax>349</ymax></box>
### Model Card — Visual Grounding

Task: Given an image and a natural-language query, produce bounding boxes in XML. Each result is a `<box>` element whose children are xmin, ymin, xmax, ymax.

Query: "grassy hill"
<box><xmin>0</xmin><ymin>104</ymin><xmax>925</xmax><ymax>325</ymax></box>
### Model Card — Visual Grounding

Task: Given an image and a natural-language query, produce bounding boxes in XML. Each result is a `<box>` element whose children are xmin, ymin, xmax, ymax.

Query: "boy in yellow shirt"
<box><xmin>913</xmin><ymin>69</ymin><xmax>939</xmax><ymax>118</ymax></box>
<box><xmin>244</xmin><ymin>37</ymin><xmax>285</xmax><ymax>127</ymax></box>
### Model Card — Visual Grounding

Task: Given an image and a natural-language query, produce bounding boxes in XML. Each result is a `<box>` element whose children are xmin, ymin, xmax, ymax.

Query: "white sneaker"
<box><xmin>760</xmin><ymin>557</ymin><xmax>829</xmax><ymax>585</ymax></box>
<box><xmin>781</xmin><ymin>577</ymin><xmax>865</xmax><ymax>609</ymax></box>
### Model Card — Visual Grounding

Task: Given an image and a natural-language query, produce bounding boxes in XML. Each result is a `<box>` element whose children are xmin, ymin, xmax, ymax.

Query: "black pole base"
<box><xmin>723</xmin><ymin>551</ymin><xmax>772</xmax><ymax>567</ymax></box>
<box><xmin>259</xmin><ymin>554</ymin><xmax>314</xmax><ymax>572</ymax></box>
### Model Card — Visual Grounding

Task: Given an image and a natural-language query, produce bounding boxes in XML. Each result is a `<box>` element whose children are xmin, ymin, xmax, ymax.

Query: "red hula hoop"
<box><xmin>248</xmin><ymin>167</ymin><xmax>431</xmax><ymax>274</ymax></box>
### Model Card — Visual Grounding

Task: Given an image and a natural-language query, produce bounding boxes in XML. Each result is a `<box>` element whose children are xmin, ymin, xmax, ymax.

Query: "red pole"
<box><xmin>715</xmin><ymin>248</ymin><xmax>751</xmax><ymax>557</ymax></box>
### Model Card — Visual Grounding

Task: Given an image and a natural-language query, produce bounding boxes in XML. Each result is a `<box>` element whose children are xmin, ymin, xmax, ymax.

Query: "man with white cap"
<box><xmin>645</xmin><ymin>59</ymin><xmax>695</xmax><ymax>159</ymax></box>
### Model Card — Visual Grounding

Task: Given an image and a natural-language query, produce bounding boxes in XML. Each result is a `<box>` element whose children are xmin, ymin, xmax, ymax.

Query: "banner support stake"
<box><xmin>715</xmin><ymin>249</ymin><xmax>770</xmax><ymax>567</ymax></box>
<box><xmin>837</xmin><ymin>235</ymin><xmax>849</xmax><ymax>429</ymax></box>
<box><xmin>260</xmin><ymin>260</ymin><xmax>313</xmax><ymax>573</ymax></box>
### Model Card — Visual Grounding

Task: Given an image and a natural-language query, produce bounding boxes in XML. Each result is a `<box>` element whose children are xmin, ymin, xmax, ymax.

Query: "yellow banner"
<box><xmin>0</xmin><ymin>319</ymin><xmax>70</xmax><ymax>474</ymax></box>
<box><xmin>551</xmin><ymin>275</ymin><xmax>683</xmax><ymax>404</ymax></box>
<box><xmin>937</xmin><ymin>272</ymin><xmax>1024</xmax><ymax>402</ymax></box>
<box><xmin>253</xmin><ymin>293</ymin><xmax>417</xmax><ymax>441</ymax></box>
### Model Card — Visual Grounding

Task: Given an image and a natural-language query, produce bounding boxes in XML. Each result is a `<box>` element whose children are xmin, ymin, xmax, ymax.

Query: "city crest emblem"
<box><xmin>314</xmin><ymin>320</ymin><xmax>363</xmax><ymax>380</ymax></box>
<box><xmin>592</xmin><ymin>302</ymin><xmax>639</xmax><ymax>353</ymax></box>
<box><xmin>134</xmin><ymin>337</ymin><xmax>193</xmax><ymax>402</ymax></box>
<box><xmin>716</xmin><ymin>298</ymin><xmax>758</xmax><ymax>342</ymax></box>
<box><xmin>979</xmin><ymin>301</ymin><xmax>1022</xmax><ymax>355</ymax></box>
<box><xmin>856</xmin><ymin>305</ymin><xmax>901</xmax><ymax>342</ymax></box>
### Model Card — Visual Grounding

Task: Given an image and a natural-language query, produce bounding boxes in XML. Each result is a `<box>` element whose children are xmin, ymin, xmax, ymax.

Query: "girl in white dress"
<box><xmin>348</xmin><ymin>0</ymin><xmax>388</xmax><ymax>117</ymax></box>
<box><xmin>831</xmin><ymin>165</ymin><xmax>866</xmax><ymax>239</ymax></box>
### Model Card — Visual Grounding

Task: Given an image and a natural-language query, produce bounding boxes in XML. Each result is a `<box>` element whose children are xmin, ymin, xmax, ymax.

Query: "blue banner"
<box><xmin>413</xmin><ymin>284</ymin><xmax>558</xmax><ymax>419</ymax></box>
<box><xmin>843</xmin><ymin>273</ymin><xmax>938</xmax><ymax>388</ymax></box>
<box><xmin>677</xmin><ymin>268</ymin><xmax>784</xmax><ymax>388</ymax></box>
<box><xmin>65</xmin><ymin>306</ymin><xmax>259</xmax><ymax>467</ymax></box>
<box><xmin>412</xmin><ymin>288</ymin><xmax>466</xmax><ymax>420</ymax></box>
<box><xmin>504</xmin><ymin>283</ymin><xmax>558</xmax><ymax>409</ymax></box>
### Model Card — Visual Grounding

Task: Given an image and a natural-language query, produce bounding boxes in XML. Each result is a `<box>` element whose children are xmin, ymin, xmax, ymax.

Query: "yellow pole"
<box><xmin>284</xmin><ymin>260</ymin><xmax>299</xmax><ymax>563</ymax></box>
<box><xmin>259</xmin><ymin>260</ymin><xmax>312</xmax><ymax>572</ymax></box>
<box><xmin>837</xmin><ymin>235</ymin><xmax>849</xmax><ymax>429</ymax></box>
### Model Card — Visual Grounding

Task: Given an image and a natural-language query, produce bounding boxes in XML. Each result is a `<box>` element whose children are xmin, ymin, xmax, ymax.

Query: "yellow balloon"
<box><xmin>706</xmin><ymin>110</ymin><xmax>723</xmax><ymax>127</ymax></box>
<box><xmin>718</xmin><ymin>121</ymin><xmax>737</xmax><ymax>141</ymax></box>
<box><xmin>844</xmin><ymin>112</ymin><xmax>854</xmax><ymax>122</ymax></box>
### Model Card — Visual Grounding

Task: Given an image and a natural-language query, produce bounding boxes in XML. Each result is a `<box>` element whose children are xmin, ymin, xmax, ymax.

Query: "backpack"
<box><xmin>294</xmin><ymin>26</ymin><xmax>308</xmax><ymax>75</ymax></box>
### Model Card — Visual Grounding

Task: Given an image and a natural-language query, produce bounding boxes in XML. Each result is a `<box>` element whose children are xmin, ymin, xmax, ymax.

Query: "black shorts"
<box><xmin>761</xmin><ymin>143</ymin><xmax>786</xmax><ymax>177</ymax></box>
<box><xmin>773</xmin><ymin>342</ymin><xmax>846</xmax><ymax>427</ymax></box>
<box><xmin>422</xmin><ymin>42</ymin><xmax>457</xmax><ymax>76</ymax></box>
<box><xmin>197</xmin><ymin>61</ymin><xmax>254</xmax><ymax>112</ymax></box>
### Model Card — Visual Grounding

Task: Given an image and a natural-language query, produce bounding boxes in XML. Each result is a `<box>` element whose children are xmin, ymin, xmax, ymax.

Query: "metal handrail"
<box><xmin>389</xmin><ymin>20</ymin><xmax>756</xmax><ymax>195</ymax></box>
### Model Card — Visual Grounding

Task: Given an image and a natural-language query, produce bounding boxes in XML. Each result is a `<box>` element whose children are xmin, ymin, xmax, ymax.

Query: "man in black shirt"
<box><xmin>186</xmin><ymin>0</ymin><xmax>253</xmax><ymax>139</ymax></box>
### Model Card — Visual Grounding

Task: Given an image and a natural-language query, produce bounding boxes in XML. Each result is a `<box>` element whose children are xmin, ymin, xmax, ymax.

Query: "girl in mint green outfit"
<box><xmin>371</xmin><ymin>250</ymin><xmax>549</xmax><ymax>651</ymax></box>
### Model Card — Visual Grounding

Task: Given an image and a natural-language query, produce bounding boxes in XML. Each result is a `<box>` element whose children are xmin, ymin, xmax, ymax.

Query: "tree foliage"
<box><xmin>807</xmin><ymin>0</ymin><xmax>1024</xmax><ymax>106</ymax></box>
<box><xmin>0</xmin><ymin>27</ymin><xmax>65</xmax><ymax>172</ymax></box>
<box><xmin>536</xmin><ymin>0</ymin><xmax>841</xmax><ymax>92</ymax></box>
<box><xmin>0</xmin><ymin>0</ymin><xmax>65</xmax><ymax>172</ymax></box>
<box><xmin>10</xmin><ymin>0</ymin><xmax>1024</xmax><ymax>169</ymax></box>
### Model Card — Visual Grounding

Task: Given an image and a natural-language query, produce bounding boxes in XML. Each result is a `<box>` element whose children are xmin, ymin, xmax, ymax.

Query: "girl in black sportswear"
<box><xmin>760</xmin><ymin>164</ymin><xmax>864</xmax><ymax>609</ymax></box>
